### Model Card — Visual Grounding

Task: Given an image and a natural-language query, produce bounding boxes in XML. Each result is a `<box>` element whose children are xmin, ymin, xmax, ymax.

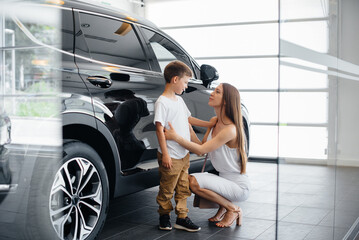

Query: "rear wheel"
<box><xmin>27</xmin><ymin>141</ymin><xmax>109</xmax><ymax>240</ymax></box>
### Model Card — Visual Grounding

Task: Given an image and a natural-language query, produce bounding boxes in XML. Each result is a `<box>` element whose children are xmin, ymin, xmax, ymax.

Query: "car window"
<box><xmin>141</xmin><ymin>27</ymin><xmax>192</xmax><ymax>73</ymax></box>
<box><xmin>77</xmin><ymin>13</ymin><xmax>149</xmax><ymax>70</ymax></box>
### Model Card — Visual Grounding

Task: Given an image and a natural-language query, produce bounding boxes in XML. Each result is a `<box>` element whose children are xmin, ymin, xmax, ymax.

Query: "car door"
<box><xmin>73</xmin><ymin>10</ymin><xmax>165</xmax><ymax>170</ymax></box>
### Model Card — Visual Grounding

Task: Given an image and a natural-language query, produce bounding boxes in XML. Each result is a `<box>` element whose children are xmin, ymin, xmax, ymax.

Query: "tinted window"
<box><xmin>78</xmin><ymin>13</ymin><xmax>149</xmax><ymax>70</ymax></box>
<box><xmin>141</xmin><ymin>27</ymin><xmax>192</xmax><ymax>73</ymax></box>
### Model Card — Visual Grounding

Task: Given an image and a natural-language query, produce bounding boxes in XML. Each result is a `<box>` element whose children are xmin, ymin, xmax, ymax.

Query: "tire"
<box><xmin>27</xmin><ymin>141</ymin><xmax>109</xmax><ymax>240</ymax></box>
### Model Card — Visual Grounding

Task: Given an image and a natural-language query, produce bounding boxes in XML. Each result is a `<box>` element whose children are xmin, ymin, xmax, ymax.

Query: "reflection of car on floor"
<box><xmin>0</xmin><ymin>113</ymin><xmax>11</xmax><ymax>204</ymax></box>
<box><xmin>0</xmin><ymin>0</ymin><xmax>250</xmax><ymax>239</ymax></box>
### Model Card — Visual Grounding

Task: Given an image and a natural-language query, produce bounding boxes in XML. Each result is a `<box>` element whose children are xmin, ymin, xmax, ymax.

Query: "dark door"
<box><xmin>61</xmin><ymin>9</ymin><xmax>96</xmax><ymax>120</ymax></box>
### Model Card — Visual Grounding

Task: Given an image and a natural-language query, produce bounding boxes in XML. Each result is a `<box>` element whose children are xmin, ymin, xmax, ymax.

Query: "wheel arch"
<box><xmin>63</xmin><ymin>113</ymin><xmax>121</xmax><ymax>198</ymax></box>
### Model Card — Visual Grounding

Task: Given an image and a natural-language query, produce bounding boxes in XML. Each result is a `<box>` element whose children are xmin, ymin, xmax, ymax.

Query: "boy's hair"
<box><xmin>164</xmin><ymin>60</ymin><xmax>193</xmax><ymax>83</ymax></box>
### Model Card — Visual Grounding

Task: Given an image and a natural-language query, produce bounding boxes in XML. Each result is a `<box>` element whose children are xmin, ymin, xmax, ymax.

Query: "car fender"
<box><xmin>63</xmin><ymin>112</ymin><xmax>122</xmax><ymax>197</ymax></box>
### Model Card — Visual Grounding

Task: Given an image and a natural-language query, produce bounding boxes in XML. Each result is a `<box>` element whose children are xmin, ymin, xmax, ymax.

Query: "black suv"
<box><xmin>0</xmin><ymin>1</ymin><xmax>250</xmax><ymax>239</ymax></box>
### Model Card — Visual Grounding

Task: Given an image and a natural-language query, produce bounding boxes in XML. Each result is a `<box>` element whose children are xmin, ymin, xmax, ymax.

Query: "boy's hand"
<box><xmin>209</xmin><ymin>116</ymin><xmax>218</xmax><ymax>127</ymax></box>
<box><xmin>162</xmin><ymin>154</ymin><xmax>172</xmax><ymax>169</ymax></box>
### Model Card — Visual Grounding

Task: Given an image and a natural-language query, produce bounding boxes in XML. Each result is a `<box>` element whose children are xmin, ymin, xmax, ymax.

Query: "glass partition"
<box><xmin>279</xmin><ymin>0</ymin><xmax>359</xmax><ymax>239</ymax></box>
<box><xmin>0</xmin><ymin>1</ymin><xmax>62</xmax><ymax>238</ymax></box>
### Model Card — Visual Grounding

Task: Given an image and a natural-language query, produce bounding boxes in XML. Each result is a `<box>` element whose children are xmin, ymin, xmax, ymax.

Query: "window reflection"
<box><xmin>3</xmin><ymin>7</ymin><xmax>63</xmax><ymax>118</ymax></box>
<box><xmin>78</xmin><ymin>13</ymin><xmax>149</xmax><ymax>70</ymax></box>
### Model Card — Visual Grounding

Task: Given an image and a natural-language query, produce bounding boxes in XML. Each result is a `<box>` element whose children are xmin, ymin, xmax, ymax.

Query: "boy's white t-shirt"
<box><xmin>154</xmin><ymin>95</ymin><xmax>191</xmax><ymax>159</ymax></box>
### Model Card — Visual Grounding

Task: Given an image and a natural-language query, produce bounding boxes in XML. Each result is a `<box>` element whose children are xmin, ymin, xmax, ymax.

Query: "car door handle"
<box><xmin>87</xmin><ymin>76</ymin><xmax>112</xmax><ymax>88</ymax></box>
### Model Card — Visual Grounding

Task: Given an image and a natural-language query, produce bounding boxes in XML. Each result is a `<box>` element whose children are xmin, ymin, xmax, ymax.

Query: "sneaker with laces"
<box><xmin>159</xmin><ymin>214</ymin><xmax>172</xmax><ymax>231</ymax></box>
<box><xmin>174</xmin><ymin>217</ymin><xmax>201</xmax><ymax>232</ymax></box>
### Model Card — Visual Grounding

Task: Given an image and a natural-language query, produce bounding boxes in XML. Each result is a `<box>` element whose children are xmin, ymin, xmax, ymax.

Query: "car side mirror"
<box><xmin>200</xmin><ymin>64</ymin><xmax>219</xmax><ymax>87</ymax></box>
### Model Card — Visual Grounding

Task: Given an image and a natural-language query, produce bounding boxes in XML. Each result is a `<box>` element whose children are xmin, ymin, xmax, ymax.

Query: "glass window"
<box><xmin>280</xmin><ymin>0</ymin><xmax>329</xmax><ymax>20</ymax></box>
<box><xmin>241</xmin><ymin>92</ymin><xmax>279</xmax><ymax>123</ymax></box>
<box><xmin>280</xmin><ymin>62</ymin><xmax>328</xmax><ymax>89</ymax></box>
<box><xmin>197</xmin><ymin>58</ymin><xmax>279</xmax><ymax>90</ymax></box>
<box><xmin>250</xmin><ymin>125</ymin><xmax>279</xmax><ymax>158</ymax></box>
<box><xmin>280</xmin><ymin>21</ymin><xmax>328</xmax><ymax>53</ymax></box>
<box><xmin>141</xmin><ymin>27</ymin><xmax>192</xmax><ymax>73</ymax></box>
<box><xmin>279</xmin><ymin>126</ymin><xmax>327</xmax><ymax>159</ymax></box>
<box><xmin>280</xmin><ymin>92</ymin><xmax>328</xmax><ymax>124</ymax></box>
<box><xmin>78</xmin><ymin>13</ymin><xmax>149</xmax><ymax>70</ymax></box>
<box><xmin>164</xmin><ymin>24</ymin><xmax>278</xmax><ymax>58</ymax></box>
<box><xmin>145</xmin><ymin>0</ymin><xmax>278</xmax><ymax>27</ymax></box>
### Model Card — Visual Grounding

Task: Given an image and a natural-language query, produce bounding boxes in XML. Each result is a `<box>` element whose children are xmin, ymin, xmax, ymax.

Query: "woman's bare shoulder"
<box><xmin>217</xmin><ymin>124</ymin><xmax>236</xmax><ymax>138</ymax></box>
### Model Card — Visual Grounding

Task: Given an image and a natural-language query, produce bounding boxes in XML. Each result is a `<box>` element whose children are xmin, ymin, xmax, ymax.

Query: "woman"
<box><xmin>164</xmin><ymin>83</ymin><xmax>250</xmax><ymax>228</ymax></box>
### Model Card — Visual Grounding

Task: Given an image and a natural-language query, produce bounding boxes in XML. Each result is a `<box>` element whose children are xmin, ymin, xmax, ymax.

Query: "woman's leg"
<box><xmin>189</xmin><ymin>174</ymin><xmax>245</xmax><ymax>227</ymax></box>
<box><xmin>188</xmin><ymin>175</ymin><xmax>238</xmax><ymax>212</ymax></box>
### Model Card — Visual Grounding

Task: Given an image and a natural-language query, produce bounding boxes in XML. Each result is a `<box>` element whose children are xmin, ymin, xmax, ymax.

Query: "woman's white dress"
<box><xmin>191</xmin><ymin>130</ymin><xmax>250</xmax><ymax>202</ymax></box>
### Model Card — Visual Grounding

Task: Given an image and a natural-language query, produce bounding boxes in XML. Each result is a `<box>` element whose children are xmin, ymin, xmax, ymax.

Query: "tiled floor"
<box><xmin>98</xmin><ymin>162</ymin><xmax>359</xmax><ymax>240</ymax></box>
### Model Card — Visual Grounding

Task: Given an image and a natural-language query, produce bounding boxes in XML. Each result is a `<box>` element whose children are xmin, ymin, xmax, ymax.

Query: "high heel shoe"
<box><xmin>215</xmin><ymin>207</ymin><xmax>242</xmax><ymax>228</ymax></box>
<box><xmin>208</xmin><ymin>212</ymin><xmax>226</xmax><ymax>222</ymax></box>
<box><xmin>208</xmin><ymin>207</ymin><xmax>227</xmax><ymax>222</ymax></box>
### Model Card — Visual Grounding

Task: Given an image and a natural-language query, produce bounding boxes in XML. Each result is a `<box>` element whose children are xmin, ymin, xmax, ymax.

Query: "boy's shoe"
<box><xmin>159</xmin><ymin>214</ymin><xmax>172</xmax><ymax>231</ymax></box>
<box><xmin>174</xmin><ymin>217</ymin><xmax>201</xmax><ymax>232</ymax></box>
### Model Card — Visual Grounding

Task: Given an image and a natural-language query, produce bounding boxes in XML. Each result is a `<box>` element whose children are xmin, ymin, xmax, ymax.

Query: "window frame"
<box><xmin>138</xmin><ymin>26</ymin><xmax>200</xmax><ymax>79</ymax></box>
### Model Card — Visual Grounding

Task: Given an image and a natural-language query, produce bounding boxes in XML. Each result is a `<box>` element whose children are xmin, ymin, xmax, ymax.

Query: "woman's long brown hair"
<box><xmin>220</xmin><ymin>83</ymin><xmax>247</xmax><ymax>174</ymax></box>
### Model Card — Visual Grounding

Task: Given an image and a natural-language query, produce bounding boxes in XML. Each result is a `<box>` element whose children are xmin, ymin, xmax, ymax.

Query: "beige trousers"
<box><xmin>156</xmin><ymin>152</ymin><xmax>191</xmax><ymax>218</ymax></box>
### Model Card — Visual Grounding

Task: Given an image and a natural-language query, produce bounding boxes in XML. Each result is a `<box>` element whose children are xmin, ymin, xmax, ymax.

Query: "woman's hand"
<box><xmin>209</xmin><ymin>116</ymin><xmax>218</xmax><ymax>127</ymax></box>
<box><xmin>164</xmin><ymin>122</ymin><xmax>178</xmax><ymax>141</ymax></box>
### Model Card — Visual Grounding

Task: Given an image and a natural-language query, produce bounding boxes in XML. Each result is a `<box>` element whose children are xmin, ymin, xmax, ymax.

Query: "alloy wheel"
<box><xmin>49</xmin><ymin>157</ymin><xmax>103</xmax><ymax>240</ymax></box>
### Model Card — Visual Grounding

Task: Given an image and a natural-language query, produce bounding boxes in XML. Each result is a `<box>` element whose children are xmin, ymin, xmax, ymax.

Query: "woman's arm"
<box><xmin>189</xmin><ymin>124</ymin><xmax>202</xmax><ymax>144</ymax></box>
<box><xmin>189</xmin><ymin>116</ymin><xmax>217</xmax><ymax>128</ymax></box>
<box><xmin>165</xmin><ymin>122</ymin><xmax>236</xmax><ymax>155</ymax></box>
<box><xmin>189</xmin><ymin>117</ymin><xmax>217</xmax><ymax>145</ymax></box>
<box><xmin>202</xmin><ymin>126</ymin><xmax>212</xmax><ymax>144</ymax></box>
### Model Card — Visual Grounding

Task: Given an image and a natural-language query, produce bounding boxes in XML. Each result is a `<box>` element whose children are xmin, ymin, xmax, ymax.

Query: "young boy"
<box><xmin>154</xmin><ymin>60</ymin><xmax>214</xmax><ymax>232</ymax></box>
